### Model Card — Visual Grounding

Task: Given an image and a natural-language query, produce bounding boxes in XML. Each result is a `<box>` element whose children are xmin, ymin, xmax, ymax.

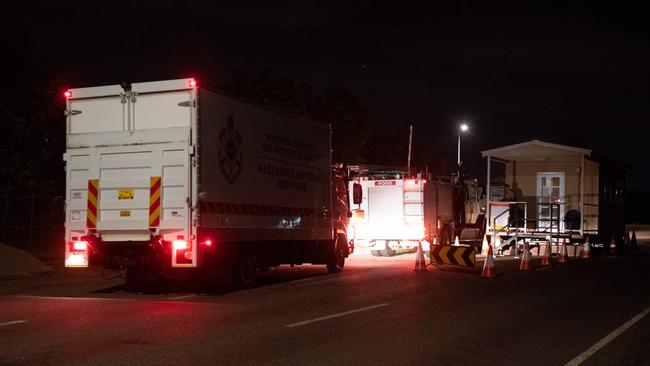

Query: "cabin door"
<box><xmin>536</xmin><ymin>172</ymin><xmax>565</xmax><ymax>231</ymax></box>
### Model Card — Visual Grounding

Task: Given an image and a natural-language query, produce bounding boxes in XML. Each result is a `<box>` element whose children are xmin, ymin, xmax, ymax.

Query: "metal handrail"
<box><xmin>490</xmin><ymin>201</ymin><xmax>527</xmax><ymax>234</ymax></box>
<box><xmin>490</xmin><ymin>202</ymin><xmax>564</xmax><ymax>246</ymax></box>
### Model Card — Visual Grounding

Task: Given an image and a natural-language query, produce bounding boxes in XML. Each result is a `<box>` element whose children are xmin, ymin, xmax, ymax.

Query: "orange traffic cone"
<box><xmin>541</xmin><ymin>240</ymin><xmax>552</xmax><ymax>266</ymax></box>
<box><xmin>631</xmin><ymin>228</ymin><xmax>638</xmax><ymax>249</ymax></box>
<box><xmin>481</xmin><ymin>235</ymin><xmax>489</xmax><ymax>255</ymax></box>
<box><xmin>558</xmin><ymin>239</ymin><xmax>568</xmax><ymax>263</ymax></box>
<box><xmin>413</xmin><ymin>241</ymin><xmax>427</xmax><ymax>271</ymax></box>
<box><xmin>609</xmin><ymin>237</ymin><xmax>617</xmax><ymax>255</ymax></box>
<box><xmin>581</xmin><ymin>236</ymin><xmax>591</xmax><ymax>258</ymax></box>
<box><xmin>519</xmin><ymin>241</ymin><xmax>533</xmax><ymax>271</ymax></box>
<box><xmin>481</xmin><ymin>244</ymin><xmax>496</xmax><ymax>278</ymax></box>
<box><xmin>509</xmin><ymin>241</ymin><xmax>518</xmax><ymax>257</ymax></box>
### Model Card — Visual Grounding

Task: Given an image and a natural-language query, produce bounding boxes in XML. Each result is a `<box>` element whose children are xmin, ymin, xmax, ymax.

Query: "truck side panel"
<box><xmin>198</xmin><ymin>89</ymin><xmax>332</xmax><ymax>242</ymax></box>
<box><xmin>423</xmin><ymin>182</ymin><xmax>454</xmax><ymax>240</ymax></box>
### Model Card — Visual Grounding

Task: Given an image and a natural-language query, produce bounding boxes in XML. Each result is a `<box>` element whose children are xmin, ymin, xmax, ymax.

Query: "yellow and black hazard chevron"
<box><xmin>86</xmin><ymin>179</ymin><xmax>99</xmax><ymax>229</ymax></box>
<box><xmin>430</xmin><ymin>245</ymin><xmax>476</xmax><ymax>267</ymax></box>
<box><xmin>149</xmin><ymin>176</ymin><xmax>161</xmax><ymax>227</ymax></box>
<box><xmin>200</xmin><ymin>201</ymin><xmax>322</xmax><ymax>217</ymax></box>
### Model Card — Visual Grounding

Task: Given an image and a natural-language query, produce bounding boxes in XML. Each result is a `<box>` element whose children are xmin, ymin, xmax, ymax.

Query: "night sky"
<box><xmin>4</xmin><ymin>1</ymin><xmax>649</xmax><ymax>189</ymax></box>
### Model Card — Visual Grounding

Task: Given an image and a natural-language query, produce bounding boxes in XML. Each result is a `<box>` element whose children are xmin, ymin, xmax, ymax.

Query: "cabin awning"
<box><xmin>481</xmin><ymin>140</ymin><xmax>591</xmax><ymax>162</ymax></box>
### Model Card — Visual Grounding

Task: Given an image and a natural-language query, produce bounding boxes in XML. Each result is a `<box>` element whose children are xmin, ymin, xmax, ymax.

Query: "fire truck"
<box><xmin>63</xmin><ymin>78</ymin><xmax>352</xmax><ymax>287</ymax></box>
<box><xmin>348</xmin><ymin>166</ymin><xmax>485</xmax><ymax>256</ymax></box>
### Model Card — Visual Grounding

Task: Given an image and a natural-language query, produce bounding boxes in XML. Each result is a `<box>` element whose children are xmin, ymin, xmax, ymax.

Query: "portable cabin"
<box><xmin>481</xmin><ymin>140</ymin><xmax>625</xmax><ymax>249</ymax></box>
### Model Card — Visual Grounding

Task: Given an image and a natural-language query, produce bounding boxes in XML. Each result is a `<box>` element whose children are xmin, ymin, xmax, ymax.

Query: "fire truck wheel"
<box><xmin>370</xmin><ymin>250</ymin><xmax>382</xmax><ymax>257</ymax></box>
<box><xmin>381</xmin><ymin>247</ymin><xmax>396</xmax><ymax>257</ymax></box>
<box><xmin>327</xmin><ymin>237</ymin><xmax>346</xmax><ymax>273</ymax></box>
<box><xmin>233</xmin><ymin>252</ymin><xmax>256</xmax><ymax>288</ymax></box>
<box><xmin>441</xmin><ymin>226</ymin><xmax>452</xmax><ymax>245</ymax></box>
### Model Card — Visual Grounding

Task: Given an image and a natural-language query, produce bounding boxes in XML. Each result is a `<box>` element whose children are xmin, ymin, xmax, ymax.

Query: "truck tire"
<box><xmin>125</xmin><ymin>268</ymin><xmax>147</xmax><ymax>290</ymax></box>
<box><xmin>327</xmin><ymin>236</ymin><xmax>345</xmax><ymax>273</ymax></box>
<box><xmin>441</xmin><ymin>226</ymin><xmax>452</xmax><ymax>245</ymax></box>
<box><xmin>381</xmin><ymin>247</ymin><xmax>396</xmax><ymax>257</ymax></box>
<box><xmin>232</xmin><ymin>252</ymin><xmax>256</xmax><ymax>288</ymax></box>
<box><xmin>370</xmin><ymin>250</ymin><xmax>382</xmax><ymax>257</ymax></box>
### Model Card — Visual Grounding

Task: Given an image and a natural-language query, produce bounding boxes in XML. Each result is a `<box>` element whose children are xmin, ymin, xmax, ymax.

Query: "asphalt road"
<box><xmin>1</xmin><ymin>242</ymin><xmax>649</xmax><ymax>365</ymax></box>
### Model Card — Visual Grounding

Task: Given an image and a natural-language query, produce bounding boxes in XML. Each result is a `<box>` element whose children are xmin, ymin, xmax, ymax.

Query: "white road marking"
<box><xmin>564</xmin><ymin>305</ymin><xmax>650</xmax><ymax>366</ymax></box>
<box><xmin>290</xmin><ymin>276</ymin><xmax>328</xmax><ymax>284</ymax></box>
<box><xmin>0</xmin><ymin>320</ymin><xmax>28</xmax><ymax>327</ymax></box>
<box><xmin>13</xmin><ymin>295</ymin><xmax>127</xmax><ymax>301</ymax></box>
<box><xmin>285</xmin><ymin>303</ymin><xmax>388</xmax><ymax>328</ymax></box>
<box><xmin>168</xmin><ymin>295</ymin><xmax>197</xmax><ymax>300</ymax></box>
<box><xmin>293</xmin><ymin>277</ymin><xmax>343</xmax><ymax>288</ymax></box>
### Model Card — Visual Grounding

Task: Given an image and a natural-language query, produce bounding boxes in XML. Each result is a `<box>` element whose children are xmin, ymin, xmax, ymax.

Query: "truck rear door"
<box><xmin>65</xmin><ymin>80</ymin><xmax>197</xmax><ymax>260</ymax></box>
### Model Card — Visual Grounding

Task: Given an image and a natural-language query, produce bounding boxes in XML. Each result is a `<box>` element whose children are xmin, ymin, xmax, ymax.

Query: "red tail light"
<box><xmin>73</xmin><ymin>241</ymin><xmax>88</xmax><ymax>251</ymax></box>
<box><xmin>189</xmin><ymin>79</ymin><xmax>197</xmax><ymax>88</ymax></box>
<box><xmin>64</xmin><ymin>90</ymin><xmax>72</xmax><ymax>98</ymax></box>
<box><xmin>173</xmin><ymin>240</ymin><xmax>188</xmax><ymax>250</ymax></box>
<box><xmin>65</xmin><ymin>240</ymin><xmax>89</xmax><ymax>268</ymax></box>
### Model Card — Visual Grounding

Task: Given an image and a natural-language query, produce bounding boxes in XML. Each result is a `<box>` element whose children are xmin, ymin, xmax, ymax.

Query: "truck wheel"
<box><xmin>233</xmin><ymin>252</ymin><xmax>256</xmax><ymax>288</ymax></box>
<box><xmin>381</xmin><ymin>247</ymin><xmax>396</xmax><ymax>257</ymax></box>
<box><xmin>327</xmin><ymin>238</ymin><xmax>345</xmax><ymax>273</ymax></box>
<box><xmin>441</xmin><ymin>226</ymin><xmax>452</xmax><ymax>245</ymax></box>
<box><xmin>125</xmin><ymin>268</ymin><xmax>147</xmax><ymax>290</ymax></box>
<box><xmin>370</xmin><ymin>250</ymin><xmax>382</xmax><ymax>257</ymax></box>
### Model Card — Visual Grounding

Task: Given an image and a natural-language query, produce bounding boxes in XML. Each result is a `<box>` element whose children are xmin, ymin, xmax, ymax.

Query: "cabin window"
<box><xmin>603</xmin><ymin>183</ymin><xmax>612</xmax><ymax>204</ymax></box>
<box><xmin>614</xmin><ymin>182</ymin><xmax>624</xmax><ymax>205</ymax></box>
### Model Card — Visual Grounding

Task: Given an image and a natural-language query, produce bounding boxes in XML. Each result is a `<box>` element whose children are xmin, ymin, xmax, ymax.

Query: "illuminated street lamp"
<box><xmin>457</xmin><ymin>123</ymin><xmax>469</xmax><ymax>177</ymax></box>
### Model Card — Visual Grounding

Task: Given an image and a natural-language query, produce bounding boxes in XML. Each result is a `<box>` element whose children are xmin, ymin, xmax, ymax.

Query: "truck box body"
<box><xmin>64</xmin><ymin>79</ymin><xmax>339</xmax><ymax>274</ymax></box>
<box><xmin>347</xmin><ymin>169</ymin><xmax>484</xmax><ymax>255</ymax></box>
<box><xmin>348</xmin><ymin>176</ymin><xmax>428</xmax><ymax>253</ymax></box>
<box><xmin>197</xmin><ymin>90</ymin><xmax>331</xmax><ymax>242</ymax></box>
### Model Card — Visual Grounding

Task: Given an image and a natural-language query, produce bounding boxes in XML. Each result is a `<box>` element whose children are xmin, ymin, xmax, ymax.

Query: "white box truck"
<box><xmin>63</xmin><ymin>78</ymin><xmax>351</xmax><ymax>287</ymax></box>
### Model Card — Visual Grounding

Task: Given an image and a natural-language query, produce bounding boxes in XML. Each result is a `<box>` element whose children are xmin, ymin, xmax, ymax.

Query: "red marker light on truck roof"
<box><xmin>64</xmin><ymin>90</ymin><xmax>72</xmax><ymax>98</ymax></box>
<box><xmin>189</xmin><ymin>79</ymin><xmax>197</xmax><ymax>88</ymax></box>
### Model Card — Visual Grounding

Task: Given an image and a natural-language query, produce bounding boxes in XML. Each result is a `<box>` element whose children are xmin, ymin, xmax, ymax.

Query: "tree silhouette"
<box><xmin>0</xmin><ymin>55</ymin><xmax>64</xmax><ymax>195</ymax></box>
<box><xmin>220</xmin><ymin>69</ymin><xmax>369</xmax><ymax>163</ymax></box>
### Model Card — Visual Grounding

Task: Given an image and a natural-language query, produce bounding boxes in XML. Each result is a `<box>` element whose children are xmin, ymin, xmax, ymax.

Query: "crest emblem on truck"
<box><xmin>218</xmin><ymin>115</ymin><xmax>243</xmax><ymax>183</ymax></box>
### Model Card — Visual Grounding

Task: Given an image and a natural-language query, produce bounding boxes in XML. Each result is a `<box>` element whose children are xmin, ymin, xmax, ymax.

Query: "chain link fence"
<box><xmin>0</xmin><ymin>195</ymin><xmax>64</xmax><ymax>259</ymax></box>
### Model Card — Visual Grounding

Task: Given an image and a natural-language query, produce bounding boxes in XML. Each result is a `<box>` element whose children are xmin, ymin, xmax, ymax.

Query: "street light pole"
<box><xmin>457</xmin><ymin>133</ymin><xmax>461</xmax><ymax>169</ymax></box>
<box><xmin>457</xmin><ymin>123</ymin><xmax>468</xmax><ymax>178</ymax></box>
